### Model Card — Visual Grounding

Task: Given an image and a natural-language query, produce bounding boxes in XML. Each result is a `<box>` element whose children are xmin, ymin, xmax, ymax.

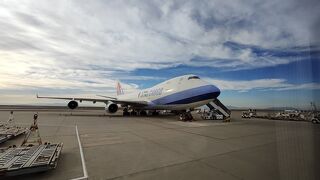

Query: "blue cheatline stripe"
<box><xmin>151</xmin><ymin>85</ymin><xmax>220</xmax><ymax>105</ymax></box>
<box><xmin>166</xmin><ymin>92</ymin><xmax>220</xmax><ymax>105</ymax></box>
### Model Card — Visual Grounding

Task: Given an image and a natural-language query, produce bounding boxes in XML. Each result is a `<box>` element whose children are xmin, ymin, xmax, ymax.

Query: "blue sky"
<box><xmin>0</xmin><ymin>0</ymin><xmax>319</xmax><ymax>109</ymax></box>
<box><xmin>122</xmin><ymin>54</ymin><xmax>320</xmax><ymax>108</ymax></box>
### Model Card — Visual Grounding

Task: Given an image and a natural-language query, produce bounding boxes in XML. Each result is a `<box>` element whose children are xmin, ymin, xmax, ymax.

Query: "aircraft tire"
<box><xmin>179</xmin><ymin>114</ymin><xmax>184</xmax><ymax>121</ymax></box>
<box><xmin>152</xmin><ymin>111</ymin><xmax>159</xmax><ymax>116</ymax></box>
<box><xmin>186</xmin><ymin>113</ymin><xmax>193</xmax><ymax>122</ymax></box>
<box><xmin>123</xmin><ymin>111</ymin><xmax>130</xmax><ymax>116</ymax></box>
<box><xmin>131</xmin><ymin>110</ymin><xmax>137</xmax><ymax>116</ymax></box>
<box><xmin>140</xmin><ymin>110</ymin><xmax>147</xmax><ymax>116</ymax></box>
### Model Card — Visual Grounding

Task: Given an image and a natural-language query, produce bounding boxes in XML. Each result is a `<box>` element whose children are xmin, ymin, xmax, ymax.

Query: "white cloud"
<box><xmin>0</xmin><ymin>0</ymin><xmax>318</xmax><ymax>104</ymax></box>
<box><xmin>275</xmin><ymin>83</ymin><xmax>320</xmax><ymax>91</ymax></box>
<box><xmin>204</xmin><ymin>78</ymin><xmax>320</xmax><ymax>92</ymax></box>
<box><xmin>0</xmin><ymin>0</ymin><xmax>317</xmax><ymax>70</ymax></box>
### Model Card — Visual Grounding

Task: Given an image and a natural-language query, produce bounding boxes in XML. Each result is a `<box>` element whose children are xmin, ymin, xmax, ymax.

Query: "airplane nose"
<box><xmin>209</xmin><ymin>85</ymin><xmax>220</xmax><ymax>98</ymax></box>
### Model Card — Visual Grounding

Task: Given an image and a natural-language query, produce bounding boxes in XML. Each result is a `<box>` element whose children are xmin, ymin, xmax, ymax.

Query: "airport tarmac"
<box><xmin>0</xmin><ymin>109</ymin><xmax>319</xmax><ymax>180</ymax></box>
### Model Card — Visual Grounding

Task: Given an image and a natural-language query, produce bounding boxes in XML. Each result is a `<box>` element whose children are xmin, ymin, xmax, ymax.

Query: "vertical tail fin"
<box><xmin>116</xmin><ymin>81</ymin><xmax>124</xmax><ymax>96</ymax></box>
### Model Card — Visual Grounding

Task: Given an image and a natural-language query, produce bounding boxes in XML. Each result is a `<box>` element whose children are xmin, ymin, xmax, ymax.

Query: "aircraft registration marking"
<box><xmin>138</xmin><ymin>88</ymin><xmax>163</xmax><ymax>98</ymax></box>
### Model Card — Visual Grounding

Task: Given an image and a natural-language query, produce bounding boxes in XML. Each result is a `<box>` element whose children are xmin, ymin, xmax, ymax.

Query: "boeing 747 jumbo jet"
<box><xmin>37</xmin><ymin>75</ymin><xmax>230</xmax><ymax>121</ymax></box>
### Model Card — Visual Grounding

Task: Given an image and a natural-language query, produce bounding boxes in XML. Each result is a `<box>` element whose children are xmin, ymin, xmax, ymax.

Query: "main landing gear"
<box><xmin>179</xmin><ymin>112</ymin><xmax>193</xmax><ymax>122</ymax></box>
<box><xmin>139</xmin><ymin>110</ymin><xmax>147</xmax><ymax>116</ymax></box>
<box><xmin>152</xmin><ymin>111</ymin><xmax>159</xmax><ymax>116</ymax></box>
<box><xmin>123</xmin><ymin>108</ymin><xmax>193</xmax><ymax>122</ymax></box>
<box><xmin>123</xmin><ymin>108</ymin><xmax>130</xmax><ymax>116</ymax></box>
<box><xmin>122</xmin><ymin>108</ymin><xmax>148</xmax><ymax>116</ymax></box>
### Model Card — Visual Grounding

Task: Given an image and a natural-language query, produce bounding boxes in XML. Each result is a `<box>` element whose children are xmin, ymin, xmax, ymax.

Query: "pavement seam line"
<box><xmin>105</xmin><ymin>158</ymin><xmax>203</xmax><ymax>180</ymax></box>
<box><xmin>135</xmin><ymin>118</ymin><xmax>225</xmax><ymax>140</ymax></box>
<box><xmin>199</xmin><ymin>159</ymin><xmax>243</xmax><ymax>180</ymax></box>
<box><xmin>128</xmin><ymin>130</ymin><xmax>195</xmax><ymax>159</ymax></box>
<box><xmin>105</xmin><ymin>141</ymin><xmax>276</xmax><ymax>180</ymax></box>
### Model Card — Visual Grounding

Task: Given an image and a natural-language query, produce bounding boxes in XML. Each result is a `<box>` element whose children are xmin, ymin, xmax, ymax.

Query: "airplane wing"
<box><xmin>36</xmin><ymin>94</ymin><xmax>148</xmax><ymax>107</ymax></box>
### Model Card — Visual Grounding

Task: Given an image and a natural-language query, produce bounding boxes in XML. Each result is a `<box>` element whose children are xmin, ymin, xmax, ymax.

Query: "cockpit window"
<box><xmin>188</xmin><ymin>76</ymin><xmax>200</xmax><ymax>80</ymax></box>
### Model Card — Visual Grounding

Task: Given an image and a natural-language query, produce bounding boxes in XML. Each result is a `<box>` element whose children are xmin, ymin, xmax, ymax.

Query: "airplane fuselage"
<box><xmin>117</xmin><ymin>75</ymin><xmax>220</xmax><ymax>111</ymax></box>
<box><xmin>37</xmin><ymin>74</ymin><xmax>222</xmax><ymax>118</ymax></box>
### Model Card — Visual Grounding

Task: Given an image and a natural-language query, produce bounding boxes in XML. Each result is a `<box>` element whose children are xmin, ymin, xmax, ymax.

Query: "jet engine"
<box><xmin>68</xmin><ymin>100</ymin><xmax>78</xmax><ymax>109</ymax></box>
<box><xmin>105</xmin><ymin>102</ymin><xmax>118</xmax><ymax>113</ymax></box>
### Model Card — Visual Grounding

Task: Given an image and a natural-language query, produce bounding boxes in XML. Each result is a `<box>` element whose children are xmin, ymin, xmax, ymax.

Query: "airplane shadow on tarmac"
<box><xmin>59</xmin><ymin>113</ymin><xmax>122</xmax><ymax>117</ymax></box>
<box><xmin>59</xmin><ymin>113</ymin><xmax>178</xmax><ymax>119</ymax></box>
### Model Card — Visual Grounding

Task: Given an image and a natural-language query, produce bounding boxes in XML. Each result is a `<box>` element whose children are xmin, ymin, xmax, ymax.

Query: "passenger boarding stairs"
<box><xmin>206</xmin><ymin>99</ymin><xmax>231</xmax><ymax>119</ymax></box>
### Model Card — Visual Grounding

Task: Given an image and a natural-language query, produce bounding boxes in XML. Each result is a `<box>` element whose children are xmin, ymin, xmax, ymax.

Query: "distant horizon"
<box><xmin>0</xmin><ymin>103</ymin><xmax>317</xmax><ymax>111</ymax></box>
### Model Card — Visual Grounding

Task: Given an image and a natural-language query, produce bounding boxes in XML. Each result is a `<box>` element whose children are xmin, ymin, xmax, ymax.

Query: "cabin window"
<box><xmin>188</xmin><ymin>76</ymin><xmax>200</xmax><ymax>80</ymax></box>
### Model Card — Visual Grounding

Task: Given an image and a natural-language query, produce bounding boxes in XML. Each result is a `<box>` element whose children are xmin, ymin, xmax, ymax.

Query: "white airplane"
<box><xmin>37</xmin><ymin>74</ymin><xmax>228</xmax><ymax>121</ymax></box>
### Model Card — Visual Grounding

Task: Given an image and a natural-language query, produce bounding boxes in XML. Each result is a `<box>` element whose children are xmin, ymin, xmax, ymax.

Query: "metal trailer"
<box><xmin>0</xmin><ymin>143</ymin><xmax>63</xmax><ymax>176</ymax></box>
<box><xmin>0</xmin><ymin>136</ymin><xmax>10</xmax><ymax>144</ymax></box>
<box><xmin>311</xmin><ymin>114</ymin><xmax>320</xmax><ymax>124</ymax></box>
<box><xmin>241</xmin><ymin>109</ymin><xmax>257</xmax><ymax>118</ymax></box>
<box><xmin>0</xmin><ymin>111</ymin><xmax>28</xmax><ymax>144</ymax></box>
<box><xmin>271</xmin><ymin>110</ymin><xmax>307</xmax><ymax>121</ymax></box>
<box><xmin>310</xmin><ymin>102</ymin><xmax>320</xmax><ymax>124</ymax></box>
<box><xmin>0</xmin><ymin>113</ymin><xmax>63</xmax><ymax>177</ymax></box>
<box><xmin>0</xmin><ymin>126</ymin><xmax>28</xmax><ymax>144</ymax></box>
<box><xmin>241</xmin><ymin>112</ymin><xmax>251</xmax><ymax>118</ymax></box>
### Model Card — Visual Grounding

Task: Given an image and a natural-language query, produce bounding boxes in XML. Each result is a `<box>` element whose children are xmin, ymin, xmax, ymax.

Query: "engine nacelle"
<box><xmin>105</xmin><ymin>102</ymin><xmax>118</xmax><ymax>113</ymax></box>
<box><xmin>68</xmin><ymin>100</ymin><xmax>78</xmax><ymax>109</ymax></box>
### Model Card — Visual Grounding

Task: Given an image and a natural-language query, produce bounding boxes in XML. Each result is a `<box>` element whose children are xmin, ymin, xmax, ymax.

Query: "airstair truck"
<box><xmin>206</xmin><ymin>99</ymin><xmax>231</xmax><ymax>120</ymax></box>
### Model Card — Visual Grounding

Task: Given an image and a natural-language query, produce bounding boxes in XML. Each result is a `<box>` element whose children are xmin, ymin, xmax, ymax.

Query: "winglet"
<box><xmin>36</xmin><ymin>93</ymin><xmax>39</xmax><ymax>98</ymax></box>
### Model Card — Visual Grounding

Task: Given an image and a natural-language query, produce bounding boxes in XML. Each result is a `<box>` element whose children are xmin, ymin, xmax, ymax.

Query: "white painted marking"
<box><xmin>167</xmin><ymin>121</ymin><xmax>213</xmax><ymax>127</ymax></box>
<box><xmin>70</xmin><ymin>125</ymin><xmax>88</xmax><ymax>180</ymax></box>
<box><xmin>167</xmin><ymin>121</ymin><xmax>243</xmax><ymax>127</ymax></box>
